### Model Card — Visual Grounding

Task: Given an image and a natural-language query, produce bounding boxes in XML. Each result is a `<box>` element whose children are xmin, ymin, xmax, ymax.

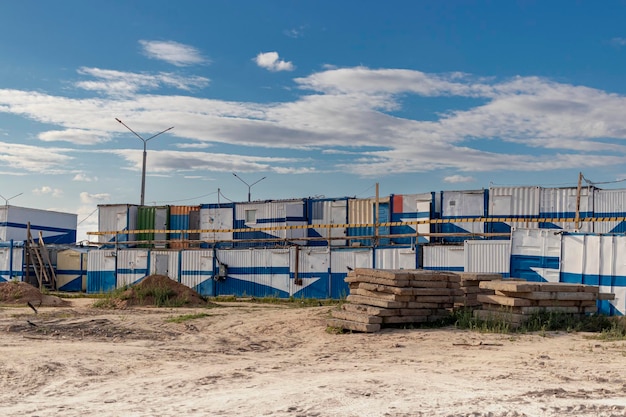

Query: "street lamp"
<box><xmin>232</xmin><ymin>173</ymin><xmax>267</xmax><ymax>202</ymax></box>
<box><xmin>115</xmin><ymin>118</ymin><xmax>174</xmax><ymax>206</ymax></box>
<box><xmin>0</xmin><ymin>192</ymin><xmax>23</xmax><ymax>206</ymax></box>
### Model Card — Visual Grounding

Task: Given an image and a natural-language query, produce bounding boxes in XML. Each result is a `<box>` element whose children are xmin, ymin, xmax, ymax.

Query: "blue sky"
<box><xmin>2</xmin><ymin>0</ymin><xmax>626</xmax><ymax>242</ymax></box>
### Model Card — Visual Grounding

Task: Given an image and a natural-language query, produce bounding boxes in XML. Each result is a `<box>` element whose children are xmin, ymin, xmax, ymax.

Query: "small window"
<box><xmin>245</xmin><ymin>209</ymin><xmax>257</xmax><ymax>223</ymax></box>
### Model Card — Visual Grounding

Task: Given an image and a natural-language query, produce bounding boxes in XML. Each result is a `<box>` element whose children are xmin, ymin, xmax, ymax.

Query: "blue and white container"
<box><xmin>56</xmin><ymin>247</ymin><xmax>89</xmax><ymax>291</ymax></box>
<box><xmin>149</xmin><ymin>250</ymin><xmax>180</xmax><ymax>281</ymax></box>
<box><xmin>329</xmin><ymin>247</ymin><xmax>373</xmax><ymax>298</ymax></box>
<box><xmin>234</xmin><ymin>199</ymin><xmax>307</xmax><ymax>247</ymax></box>
<box><xmin>390</xmin><ymin>193</ymin><xmax>434</xmax><ymax>244</ymax></box>
<box><xmin>422</xmin><ymin>244</ymin><xmax>464</xmax><ymax>271</ymax></box>
<box><xmin>0</xmin><ymin>241</ymin><xmax>23</xmax><ymax>282</ymax></box>
<box><xmin>307</xmin><ymin>197</ymin><xmax>348</xmax><ymax>246</ymax></box>
<box><xmin>86</xmin><ymin>249</ymin><xmax>117</xmax><ymax>293</ymax></box>
<box><xmin>510</xmin><ymin>228</ymin><xmax>561</xmax><ymax>283</ymax></box>
<box><xmin>464</xmin><ymin>240</ymin><xmax>510</xmax><ymax>277</ymax></box>
<box><xmin>441</xmin><ymin>189</ymin><xmax>487</xmax><ymax>243</ymax></box>
<box><xmin>593</xmin><ymin>189</ymin><xmax>626</xmax><ymax>234</ymax></box>
<box><xmin>348</xmin><ymin>196</ymin><xmax>391</xmax><ymax>246</ymax></box>
<box><xmin>0</xmin><ymin>205</ymin><xmax>77</xmax><ymax>244</ymax></box>
<box><xmin>487</xmin><ymin>186</ymin><xmax>541</xmax><ymax>235</ymax></box>
<box><xmin>291</xmin><ymin>246</ymin><xmax>330</xmax><ymax>298</ymax></box>
<box><xmin>539</xmin><ymin>186</ymin><xmax>594</xmax><ymax>232</ymax></box>
<box><xmin>180</xmin><ymin>249</ymin><xmax>215</xmax><ymax>296</ymax></box>
<box><xmin>116</xmin><ymin>249</ymin><xmax>149</xmax><ymax>287</ymax></box>
<box><xmin>97</xmin><ymin>204</ymin><xmax>138</xmax><ymax>246</ymax></box>
<box><xmin>200</xmin><ymin>203</ymin><xmax>235</xmax><ymax>245</ymax></box>
<box><xmin>374</xmin><ymin>246</ymin><xmax>417</xmax><ymax>270</ymax></box>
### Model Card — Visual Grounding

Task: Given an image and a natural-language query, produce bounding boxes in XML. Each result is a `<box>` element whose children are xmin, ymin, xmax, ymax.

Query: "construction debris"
<box><xmin>327</xmin><ymin>269</ymin><xmax>501</xmax><ymax>333</ymax></box>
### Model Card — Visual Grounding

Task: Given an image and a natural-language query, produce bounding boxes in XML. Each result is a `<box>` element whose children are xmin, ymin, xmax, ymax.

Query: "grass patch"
<box><xmin>211</xmin><ymin>294</ymin><xmax>341</xmax><ymax>308</ymax></box>
<box><xmin>166</xmin><ymin>313</ymin><xmax>210</xmax><ymax>323</ymax></box>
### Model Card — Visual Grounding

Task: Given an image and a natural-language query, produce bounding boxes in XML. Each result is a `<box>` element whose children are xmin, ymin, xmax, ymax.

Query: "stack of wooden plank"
<box><xmin>474</xmin><ymin>280</ymin><xmax>615</xmax><ymax>326</ymax></box>
<box><xmin>327</xmin><ymin>268</ymin><xmax>472</xmax><ymax>333</ymax></box>
<box><xmin>455</xmin><ymin>273</ymin><xmax>501</xmax><ymax>308</ymax></box>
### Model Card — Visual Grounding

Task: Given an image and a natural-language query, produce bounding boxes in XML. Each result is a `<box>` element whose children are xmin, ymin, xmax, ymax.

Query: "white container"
<box><xmin>422</xmin><ymin>245</ymin><xmax>464</xmax><ymax>271</ymax></box>
<box><xmin>464</xmin><ymin>240</ymin><xmax>510</xmax><ymax>276</ymax></box>
<box><xmin>0</xmin><ymin>205</ymin><xmax>77</xmax><ymax>244</ymax></box>
<box><xmin>97</xmin><ymin>204</ymin><xmax>138</xmax><ymax>245</ymax></box>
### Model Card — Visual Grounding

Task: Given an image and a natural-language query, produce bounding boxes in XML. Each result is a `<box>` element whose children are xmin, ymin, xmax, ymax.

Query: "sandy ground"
<box><xmin>1</xmin><ymin>299</ymin><xmax>625</xmax><ymax>417</ymax></box>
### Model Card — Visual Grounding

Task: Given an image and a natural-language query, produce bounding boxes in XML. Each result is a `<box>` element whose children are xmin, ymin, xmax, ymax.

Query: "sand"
<box><xmin>1</xmin><ymin>299</ymin><xmax>625</xmax><ymax>417</ymax></box>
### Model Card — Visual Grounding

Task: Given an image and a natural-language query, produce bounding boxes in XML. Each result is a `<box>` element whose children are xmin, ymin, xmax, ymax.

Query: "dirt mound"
<box><xmin>113</xmin><ymin>274</ymin><xmax>211</xmax><ymax>308</ymax></box>
<box><xmin>0</xmin><ymin>281</ymin><xmax>68</xmax><ymax>307</ymax></box>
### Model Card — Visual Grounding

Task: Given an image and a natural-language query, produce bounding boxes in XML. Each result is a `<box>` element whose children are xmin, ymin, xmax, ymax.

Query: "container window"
<box><xmin>245</xmin><ymin>209</ymin><xmax>257</xmax><ymax>223</ymax></box>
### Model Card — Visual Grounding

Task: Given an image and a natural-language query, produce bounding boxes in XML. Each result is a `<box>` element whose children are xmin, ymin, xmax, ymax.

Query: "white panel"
<box><xmin>490</xmin><ymin>186</ymin><xmax>540</xmax><ymax>230</ymax></box>
<box><xmin>375</xmin><ymin>247</ymin><xmax>416</xmax><ymax>270</ymax></box>
<box><xmin>117</xmin><ymin>249</ymin><xmax>149</xmax><ymax>287</ymax></box>
<box><xmin>422</xmin><ymin>245</ymin><xmax>464</xmax><ymax>270</ymax></box>
<box><xmin>149</xmin><ymin>250</ymin><xmax>180</xmax><ymax>281</ymax></box>
<box><xmin>464</xmin><ymin>240</ymin><xmax>510</xmax><ymax>274</ymax></box>
<box><xmin>98</xmin><ymin>205</ymin><xmax>137</xmax><ymax>244</ymax></box>
<box><xmin>200</xmin><ymin>207</ymin><xmax>233</xmax><ymax>242</ymax></box>
<box><xmin>330</xmin><ymin>248</ymin><xmax>373</xmax><ymax>273</ymax></box>
<box><xmin>180</xmin><ymin>250</ymin><xmax>214</xmax><ymax>289</ymax></box>
<box><xmin>540</xmin><ymin>187</ymin><xmax>593</xmax><ymax>232</ymax></box>
<box><xmin>593</xmin><ymin>189</ymin><xmax>626</xmax><ymax>233</ymax></box>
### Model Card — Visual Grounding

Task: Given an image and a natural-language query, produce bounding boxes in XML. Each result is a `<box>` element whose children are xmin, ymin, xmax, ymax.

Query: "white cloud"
<box><xmin>254</xmin><ymin>52</ymin><xmax>295</xmax><ymax>72</ymax></box>
<box><xmin>611</xmin><ymin>37</ymin><xmax>626</xmax><ymax>46</ymax></box>
<box><xmin>33</xmin><ymin>186</ymin><xmax>63</xmax><ymax>197</ymax></box>
<box><xmin>0</xmin><ymin>140</ymin><xmax>74</xmax><ymax>174</ymax></box>
<box><xmin>38</xmin><ymin>129</ymin><xmax>110</xmax><ymax>145</ymax></box>
<box><xmin>284</xmin><ymin>26</ymin><xmax>307</xmax><ymax>38</ymax></box>
<box><xmin>139</xmin><ymin>40</ymin><xmax>208</xmax><ymax>66</ymax></box>
<box><xmin>444</xmin><ymin>175</ymin><xmax>475</xmax><ymax>184</ymax></box>
<box><xmin>80</xmin><ymin>192</ymin><xmax>110</xmax><ymax>204</ymax></box>
<box><xmin>73</xmin><ymin>173</ymin><xmax>98</xmax><ymax>182</ymax></box>
<box><xmin>76</xmin><ymin>67</ymin><xmax>209</xmax><ymax>96</ymax></box>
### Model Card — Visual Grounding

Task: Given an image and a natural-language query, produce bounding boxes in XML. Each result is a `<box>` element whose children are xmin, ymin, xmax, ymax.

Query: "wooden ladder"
<box><xmin>27</xmin><ymin>230</ymin><xmax>56</xmax><ymax>291</ymax></box>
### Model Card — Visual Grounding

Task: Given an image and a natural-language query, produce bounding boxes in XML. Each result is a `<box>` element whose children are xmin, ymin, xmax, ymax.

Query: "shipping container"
<box><xmin>213</xmin><ymin>248</ymin><xmax>291</xmax><ymax>297</ymax></box>
<box><xmin>169</xmin><ymin>205</ymin><xmax>200</xmax><ymax>249</ymax></box>
<box><xmin>422</xmin><ymin>245</ymin><xmax>464</xmax><ymax>271</ymax></box>
<box><xmin>510</xmin><ymin>228</ymin><xmax>561</xmax><ymax>283</ymax></box>
<box><xmin>149</xmin><ymin>250</ymin><xmax>180</xmax><ymax>281</ymax></box>
<box><xmin>539</xmin><ymin>186</ymin><xmax>594</xmax><ymax>232</ymax></box>
<box><xmin>440</xmin><ymin>189</ymin><xmax>487</xmax><ymax>243</ymax></box>
<box><xmin>593</xmin><ymin>189</ymin><xmax>626</xmax><ymax>234</ymax></box>
<box><xmin>348</xmin><ymin>196</ymin><xmax>391</xmax><ymax>246</ymax></box>
<box><xmin>464</xmin><ymin>240</ymin><xmax>510</xmax><ymax>277</ymax></box>
<box><xmin>0</xmin><ymin>205</ymin><xmax>77</xmax><ymax>244</ymax></box>
<box><xmin>97</xmin><ymin>204</ymin><xmax>138</xmax><ymax>246</ymax></box>
<box><xmin>374</xmin><ymin>246</ymin><xmax>417</xmax><ymax>270</ymax></box>
<box><xmin>329</xmin><ymin>248</ymin><xmax>373</xmax><ymax>298</ymax></box>
<box><xmin>290</xmin><ymin>246</ymin><xmax>330</xmax><ymax>298</ymax></box>
<box><xmin>136</xmin><ymin>206</ymin><xmax>169</xmax><ymax>248</ymax></box>
<box><xmin>116</xmin><ymin>249</ymin><xmax>149</xmax><ymax>287</ymax></box>
<box><xmin>180</xmin><ymin>249</ymin><xmax>215</xmax><ymax>296</ymax></box>
<box><xmin>199</xmin><ymin>203</ymin><xmax>235</xmax><ymax>246</ymax></box>
<box><xmin>390</xmin><ymin>193</ymin><xmax>434</xmax><ymax>245</ymax></box>
<box><xmin>56</xmin><ymin>248</ymin><xmax>89</xmax><ymax>291</ymax></box>
<box><xmin>487</xmin><ymin>186</ymin><xmax>541</xmax><ymax>235</ymax></box>
<box><xmin>0</xmin><ymin>241</ymin><xmax>23</xmax><ymax>282</ymax></box>
<box><xmin>234</xmin><ymin>199</ymin><xmax>307</xmax><ymax>247</ymax></box>
<box><xmin>307</xmin><ymin>197</ymin><xmax>348</xmax><ymax>246</ymax></box>
<box><xmin>86</xmin><ymin>249</ymin><xmax>116</xmax><ymax>293</ymax></box>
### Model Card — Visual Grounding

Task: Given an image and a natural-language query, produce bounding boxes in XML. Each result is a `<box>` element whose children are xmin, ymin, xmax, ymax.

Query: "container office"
<box><xmin>348</xmin><ymin>196</ymin><xmax>391</xmax><ymax>246</ymax></box>
<box><xmin>233</xmin><ymin>199</ymin><xmax>307</xmax><ymax>247</ymax></box>
<box><xmin>440</xmin><ymin>190</ymin><xmax>487</xmax><ymax>243</ymax></box>
<box><xmin>97</xmin><ymin>204</ymin><xmax>138</xmax><ymax>246</ymax></box>
<box><xmin>487</xmin><ymin>186</ymin><xmax>541</xmax><ymax>235</ymax></box>
<box><xmin>422</xmin><ymin>245</ymin><xmax>464</xmax><ymax>271</ymax></box>
<box><xmin>0</xmin><ymin>241</ymin><xmax>23</xmax><ymax>282</ymax></box>
<box><xmin>374</xmin><ymin>246</ymin><xmax>417</xmax><ymax>270</ymax></box>
<box><xmin>390</xmin><ymin>193</ymin><xmax>434</xmax><ymax>245</ymax></box>
<box><xmin>307</xmin><ymin>197</ymin><xmax>348</xmax><ymax>246</ymax></box>
<box><xmin>290</xmin><ymin>246</ymin><xmax>330</xmax><ymax>298</ymax></box>
<box><xmin>0</xmin><ymin>205</ymin><xmax>77</xmax><ymax>244</ymax></box>
<box><xmin>593</xmin><ymin>189</ymin><xmax>626</xmax><ymax>234</ymax></box>
<box><xmin>199</xmin><ymin>203</ymin><xmax>235</xmax><ymax>245</ymax></box>
<box><xmin>86</xmin><ymin>249</ymin><xmax>116</xmax><ymax>293</ymax></box>
<box><xmin>116</xmin><ymin>249</ymin><xmax>149</xmax><ymax>287</ymax></box>
<box><xmin>539</xmin><ymin>186</ymin><xmax>594</xmax><ymax>232</ymax></box>
<box><xmin>180</xmin><ymin>249</ymin><xmax>215</xmax><ymax>296</ymax></box>
<box><xmin>464</xmin><ymin>240</ymin><xmax>510</xmax><ymax>277</ymax></box>
<box><xmin>56</xmin><ymin>247</ymin><xmax>89</xmax><ymax>291</ymax></box>
<box><xmin>329</xmin><ymin>247</ymin><xmax>373</xmax><ymax>298</ymax></box>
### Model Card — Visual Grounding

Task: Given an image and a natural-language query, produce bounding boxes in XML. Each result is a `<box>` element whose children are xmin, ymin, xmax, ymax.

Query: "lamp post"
<box><xmin>232</xmin><ymin>173</ymin><xmax>266</xmax><ymax>202</ymax></box>
<box><xmin>115</xmin><ymin>118</ymin><xmax>174</xmax><ymax>206</ymax></box>
<box><xmin>0</xmin><ymin>192</ymin><xmax>23</xmax><ymax>206</ymax></box>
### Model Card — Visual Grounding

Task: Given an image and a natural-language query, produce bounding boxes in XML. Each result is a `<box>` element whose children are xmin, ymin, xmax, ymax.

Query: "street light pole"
<box><xmin>115</xmin><ymin>118</ymin><xmax>174</xmax><ymax>206</ymax></box>
<box><xmin>232</xmin><ymin>173</ymin><xmax>267</xmax><ymax>202</ymax></box>
<box><xmin>0</xmin><ymin>192</ymin><xmax>23</xmax><ymax>206</ymax></box>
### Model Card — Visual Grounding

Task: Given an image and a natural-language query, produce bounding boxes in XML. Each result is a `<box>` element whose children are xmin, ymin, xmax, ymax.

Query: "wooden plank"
<box><xmin>346</xmin><ymin>294</ymin><xmax>406</xmax><ymax>309</ymax></box>
<box><xmin>398</xmin><ymin>308</ymin><xmax>433</xmax><ymax>316</ymax></box>
<box><xmin>598</xmin><ymin>292</ymin><xmax>615</xmax><ymax>300</ymax></box>
<box><xmin>382</xmin><ymin>315</ymin><xmax>428</xmax><ymax>324</ymax></box>
<box><xmin>473</xmin><ymin>309</ymin><xmax>527</xmax><ymax>326</ymax></box>
<box><xmin>351</xmin><ymin>288</ymin><xmax>414</xmax><ymax>302</ymax></box>
<box><xmin>458</xmin><ymin>273</ymin><xmax>502</xmax><ymax>282</ymax></box>
<box><xmin>326</xmin><ymin>318</ymin><xmax>381</xmax><ymax>333</ymax></box>
<box><xmin>411</xmin><ymin>288</ymin><xmax>461</xmax><ymax>296</ymax></box>
<box><xmin>539</xmin><ymin>283</ymin><xmax>598</xmax><ymax>293</ymax></box>
<box><xmin>352</xmin><ymin>268</ymin><xmax>415</xmax><ymax>281</ymax></box>
<box><xmin>477</xmin><ymin>293</ymin><xmax>533</xmax><ymax>307</ymax></box>
<box><xmin>411</xmin><ymin>295</ymin><xmax>455</xmax><ymax>303</ymax></box>
<box><xmin>352</xmin><ymin>282</ymin><xmax>414</xmax><ymax>295</ymax></box>
<box><xmin>406</xmin><ymin>301</ymin><xmax>451</xmax><ymax>309</ymax></box>
<box><xmin>330</xmin><ymin>309</ymin><xmax>383</xmax><ymax>324</ymax></box>
<box><xmin>341</xmin><ymin>303</ymin><xmax>399</xmax><ymax>317</ymax></box>
<box><xmin>479</xmin><ymin>280</ymin><xmax>540</xmax><ymax>293</ymax></box>
<box><xmin>345</xmin><ymin>275</ymin><xmax>410</xmax><ymax>287</ymax></box>
<box><xmin>407</xmin><ymin>280</ymin><xmax>450</xmax><ymax>288</ymax></box>
<box><xmin>494</xmin><ymin>290</ymin><xmax>598</xmax><ymax>301</ymax></box>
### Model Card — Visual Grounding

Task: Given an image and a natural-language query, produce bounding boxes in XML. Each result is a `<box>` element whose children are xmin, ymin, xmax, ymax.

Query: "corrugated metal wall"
<box><xmin>488</xmin><ymin>186</ymin><xmax>541</xmax><ymax>234</ymax></box>
<box><xmin>0</xmin><ymin>242</ymin><xmax>23</xmax><ymax>282</ymax></box>
<box><xmin>116</xmin><ymin>249</ymin><xmax>149</xmax><ymax>287</ymax></box>
<box><xmin>330</xmin><ymin>248</ymin><xmax>373</xmax><ymax>298</ymax></box>
<box><xmin>441</xmin><ymin>190</ymin><xmax>486</xmax><ymax>242</ymax></box>
<box><xmin>539</xmin><ymin>187</ymin><xmax>594</xmax><ymax>232</ymax></box>
<box><xmin>374</xmin><ymin>247</ymin><xmax>417</xmax><ymax>270</ymax></box>
<box><xmin>86</xmin><ymin>249</ymin><xmax>116</xmax><ymax>293</ymax></box>
<box><xmin>390</xmin><ymin>193</ymin><xmax>432</xmax><ymax>244</ymax></box>
<box><xmin>307</xmin><ymin>198</ymin><xmax>348</xmax><ymax>246</ymax></box>
<box><xmin>149</xmin><ymin>250</ymin><xmax>180</xmax><ymax>281</ymax></box>
<box><xmin>464</xmin><ymin>240</ymin><xmax>510</xmax><ymax>276</ymax></box>
<box><xmin>180</xmin><ymin>250</ymin><xmax>215</xmax><ymax>296</ymax></box>
<box><xmin>98</xmin><ymin>204</ymin><xmax>137</xmax><ymax>245</ymax></box>
<box><xmin>348</xmin><ymin>197</ymin><xmax>390</xmax><ymax>246</ymax></box>
<box><xmin>169</xmin><ymin>205</ymin><xmax>200</xmax><ymax>248</ymax></box>
<box><xmin>290</xmin><ymin>246</ymin><xmax>330</xmax><ymax>298</ymax></box>
<box><xmin>56</xmin><ymin>248</ymin><xmax>88</xmax><ymax>291</ymax></box>
<box><xmin>422</xmin><ymin>245</ymin><xmax>464</xmax><ymax>271</ymax></box>
<box><xmin>200</xmin><ymin>204</ymin><xmax>234</xmax><ymax>244</ymax></box>
<box><xmin>510</xmin><ymin>228</ymin><xmax>561</xmax><ymax>283</ymax></box>
<box><xmin>136</xmin><ymin>206</ymin><xmax>169</xmax><ymax>248</ymax></box>
<box><xmin>0</xmin><ymin>206</ymin><xmax>77</xmax><ymax>244</ymax></box>
<box><xmin>594</xmin><ymin>189</ymin><xmax>626</xmax><ymax>233</ymax></box>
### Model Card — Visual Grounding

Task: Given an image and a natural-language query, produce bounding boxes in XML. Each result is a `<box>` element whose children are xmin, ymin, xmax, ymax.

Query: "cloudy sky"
<box><xmin>2</xmin><ymin>0</ymin><xmax>626</xmax><ymax>242</ymax></box>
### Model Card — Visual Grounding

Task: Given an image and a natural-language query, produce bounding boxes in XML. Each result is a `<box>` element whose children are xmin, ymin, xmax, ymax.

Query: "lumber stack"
<box><xmin>327</xmin><ymin>269</ymin><xmax>494</xmax><ymax>333</ymax></box>
<box><xmin>455</xmin><ymin>273</ymin><xmax>500</xmax><ymax>308</ymax></box>
<box><xmin>474</xmin><ymin>280</ymin><xmax>615</xmax><ymax>326</ymax></box>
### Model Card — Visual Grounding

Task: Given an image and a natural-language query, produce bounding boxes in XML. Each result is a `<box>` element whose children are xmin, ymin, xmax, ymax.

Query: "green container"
<box><xmin>136</xmin><ymin>206</ymin><xmax>170</xmax><ymax>248</ymax></box>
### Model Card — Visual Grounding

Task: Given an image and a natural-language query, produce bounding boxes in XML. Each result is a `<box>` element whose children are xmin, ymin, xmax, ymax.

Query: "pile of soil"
<box><xmin>0</xmin><ymin>281</ymin><xmax>67</xmax><ymax>307</ymax></box>
<box><xmin>115</xmin><ymin>274</ymin><xmax>211</xmax><ymax>308</ymax></box>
